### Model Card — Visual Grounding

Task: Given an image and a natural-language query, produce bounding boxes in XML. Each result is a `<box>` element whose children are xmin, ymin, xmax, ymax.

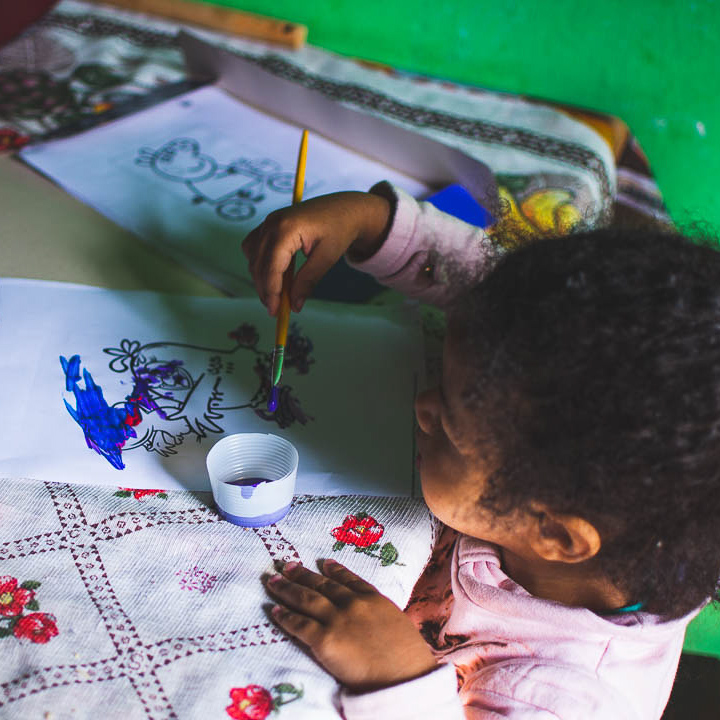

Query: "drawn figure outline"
<box><xmin>135</xmin><ymin>138</ymin><xmax>303</xmax><ymax>222</ymax></box>
<box><xmin>61</xmin><ymin>323</ymin><xmax>314</xmax><ymax>469</ymax></box>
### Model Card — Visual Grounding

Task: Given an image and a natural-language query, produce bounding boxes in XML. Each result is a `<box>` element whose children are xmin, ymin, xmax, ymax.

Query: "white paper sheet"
<box><xmin>20</xmin><ymin>86</ymin><xmax>429</xmax><ymax>295</ymax></box>
<box><xmin>0</xmin><ymin>279</ymin><xmax>422</xmax><ymax>496</ymax></box>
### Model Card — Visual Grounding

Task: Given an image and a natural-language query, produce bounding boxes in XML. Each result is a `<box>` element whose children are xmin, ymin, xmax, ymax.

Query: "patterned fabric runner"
<box><xmin>0</xmin><ymin>478</ymin><xmax>436</xmax><ymax>718</ymax></box>
<box><xmin>0</xmin><ymin>0</ymin><xmax>669</xmax><ymax>229</ymax></box>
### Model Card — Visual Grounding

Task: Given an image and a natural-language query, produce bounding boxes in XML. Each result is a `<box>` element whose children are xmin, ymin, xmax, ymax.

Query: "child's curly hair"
<box><xmin>450</xmin><ymin>226</ymin><xmax>720</xmax><ymax>619</ymax></box>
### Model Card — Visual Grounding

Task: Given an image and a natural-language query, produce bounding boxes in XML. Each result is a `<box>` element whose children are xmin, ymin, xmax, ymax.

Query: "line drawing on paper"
<box><xmin>61</xmin><ymin>323</ymin><xmax>314</xmax><ymax>469</ymax></box>
<box><xmin>135</xmin><ymin>138</ymin><xmax>321</xmax><ymax>222</ymax></box>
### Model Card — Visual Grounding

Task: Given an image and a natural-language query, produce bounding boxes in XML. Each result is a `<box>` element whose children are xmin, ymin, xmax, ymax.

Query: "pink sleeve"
<box><xmin>340</xmin><ymin>663</ymin><xmax>466</xmax><ymax>720</ymax></box>
<box><xmin>459</xmin><ymin>660</ymin><xmax>633</xmax><ymax>720</ymax></box>
<box><xmin>346</xmin><ymin>183</ymin><xmax>497</xmax><ymax>307</ymax></box>
<box><xmin>340</xmin><ymin>658</ymin><xmax>630</xmax><ymax>719</ymax></box>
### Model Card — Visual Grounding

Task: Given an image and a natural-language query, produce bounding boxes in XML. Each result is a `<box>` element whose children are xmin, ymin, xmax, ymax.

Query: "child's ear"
<box><xmin>527</xmin><ymin>503</ymin><xmax>601</xmax><ymax>564</ymax></box>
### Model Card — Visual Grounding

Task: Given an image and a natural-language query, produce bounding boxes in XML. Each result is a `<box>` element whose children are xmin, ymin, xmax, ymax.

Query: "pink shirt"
<box><xmin>343</xmin><ymin>537</ymin><xmax>693</xmax><ymax>720</ymax></box>
<box><xmin>342</xmin><ymin>185</ymin><xmax>698</xmax><ymax>719</ymax></box>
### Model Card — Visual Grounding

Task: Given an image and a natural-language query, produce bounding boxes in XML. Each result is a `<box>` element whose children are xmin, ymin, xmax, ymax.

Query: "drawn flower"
<box><xmin>13</xmin><ymin>612</ymin><xmax>59</xmax><ymax>644</ymax></box>
<box><xmin>226</xmin><ymin>685</ymin><xmax>274</xmax><ymax>720</ymax></box>
<box><xmin>0</xmin><ymin>577</ymin><xmax>35</xmax><ymax>617</ymax></box>
<box><xmin>0</xmin><ymin>127</ymin><xmax>29</xmax><ymax>152</ymax></box>
<box><xmin>115</xmin><ymin>488</ymin><xmax>168</xmax><ymax>500</ymax></box>
<box><xmin>331</xmin><ymin>513</ymin><xmax>384</xmax><ymax>548</ymax></box>
<box><xmin>331</xmin><ymin>512</ymin><xmax>404</xmax><ymax>566</ymax></box>
<box><xmin>228</xmin><ymin>323</ymin><xmax>259</xmax><ymax>347</ymax></box>
<box><xmin>225</xmin><ymin>683</ymin><xmax>303</xmax><ymax>719</ymax></box>
<box><xmin>103</xmin><ymin>339</ymin><xmax>141</xmax><ymax>372</ymax></box>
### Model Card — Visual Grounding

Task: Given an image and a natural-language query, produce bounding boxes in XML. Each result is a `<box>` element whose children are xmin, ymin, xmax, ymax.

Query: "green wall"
<box><xmin>201</xmin><ymin>0</ymin><xmax>719</xmax><ymax>231</ymax></box>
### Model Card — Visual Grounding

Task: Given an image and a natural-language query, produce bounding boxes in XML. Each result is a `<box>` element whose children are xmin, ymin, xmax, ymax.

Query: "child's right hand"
<box><xmin>242</xmin><ymin>191</ymin><xmax>391</xmax><ymax>316</ymax></box>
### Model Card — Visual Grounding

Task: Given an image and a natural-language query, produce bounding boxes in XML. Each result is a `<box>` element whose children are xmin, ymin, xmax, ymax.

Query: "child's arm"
<box><xmin>346</xmin><ymin>182</ymin><xmax>496</xmax><ymax>307</ymax></box>
<box><xmin>241</xmin><ymin>191</ymin><xmax>393</xmax><ymax>316</ymax></box>
<box><xmin>242</xmin><ymin>184</ymin><xmax>495</xmax><ymax>313</ymax></box>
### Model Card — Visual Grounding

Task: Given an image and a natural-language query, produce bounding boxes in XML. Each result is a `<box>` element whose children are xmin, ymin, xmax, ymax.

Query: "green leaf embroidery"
<box><xmin>380</xmin><ymin>542</ymin><xmax>399</xmax><ymax>566</ymax></box>
<box><xmin>158</xmin><ymin>493</ymin><xmax>168</xmax><ymax>499</ymax></box>
<box><xmin>114</xmin><ymin>490</ymin><xmax>132</xmax><ymax>498</ymax></box>
<box><xmin>272</xmin><ymin>683</ymin><xmax>304</xmax><ymax>707</ymax></box>
<box><xmin>0</xmin><ymin>626</ymin><xmax>14</xmax><ymax>639</ymax></box>
<box><xmin>20</xmin><ymin>580</ymin><xmax>41</xmax><ymax>590</ymax></box>
<box><xmin>24</xmin><ymin>599</ymin><xmax>40</xmax><ymax>611</ymax></box>
<box><xmin>332</xmin><ymin>541</ymin><xmax>345</xmax><ymax>551</ymax></box>
<box><xmin>272</xmin><ymin>683</ymin><xmax>297</xmax><ymax>694</ymax></box>
<box><xmin>355</xmin><ymin>512</ymin><xmax>368</xmax><ymax>520</ymax></box>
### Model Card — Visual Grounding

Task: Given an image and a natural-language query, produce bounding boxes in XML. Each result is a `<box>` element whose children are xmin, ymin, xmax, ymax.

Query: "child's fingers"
<box><xmin>262</xmin><ymin>243</ymin><xmax>297</xmax><ymax>316</ymax></box>
<box><xmin>289</xmin><ymin>242</ymin><xmax>340</xmax><ymax>312</ymax></box>
<box><xmin>265</xmin><ymin>572</ymin><xmax>335</xmax><ymax>622</ymax></box>
<box><xmin>321</xmin><ymin>558</ymin><xmax>378</xmax><ymax>595</ymax></box>
<box><xmin>281</xmin><ymin>561</ymin><xmax>355</xmax><ymax>606</ymax></box>
<box><xmin>241</xmin><ymin>222</ymin><xmax>273</xmax><ymax>306</ymax></box>
<box><xmin>270</xmin><ymin>604</ymin><xmax>324</xmax><ymax>648</ymax></box>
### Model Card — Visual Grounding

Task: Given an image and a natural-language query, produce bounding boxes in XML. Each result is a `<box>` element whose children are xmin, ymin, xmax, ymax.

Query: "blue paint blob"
<box><xmin>267</xmin><ymin>386</ymin><xmax>278</xmax><ymax>412</ymax></box>
<box><xmin>60</xmin><ymin>355</ymin><xmax>135</xmax><ymax>470</ymax></box>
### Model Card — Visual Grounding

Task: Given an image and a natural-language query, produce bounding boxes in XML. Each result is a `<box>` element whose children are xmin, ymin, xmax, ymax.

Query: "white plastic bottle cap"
<box><xmin>206</xmin><ymin>433</ymin><xmax>298</xmax><ymax>527</ymax></box>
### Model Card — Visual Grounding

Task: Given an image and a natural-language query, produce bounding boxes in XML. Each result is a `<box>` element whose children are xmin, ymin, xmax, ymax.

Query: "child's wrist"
<box><xmin>348</xmin><ymin>191</ymin><xmax>393</xmax><ymax>262</ymax></box>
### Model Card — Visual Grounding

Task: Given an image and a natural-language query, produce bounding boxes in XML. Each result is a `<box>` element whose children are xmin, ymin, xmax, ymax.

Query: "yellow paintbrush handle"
<box><xmin>292</xmin><ymin>129</ymin><xmax>308</xmax><ymax>205</ymax></box>
<box><xmin>276</xmin><ymin>129</ymin><xmax>308</xmax><ymax>347</ymax></box>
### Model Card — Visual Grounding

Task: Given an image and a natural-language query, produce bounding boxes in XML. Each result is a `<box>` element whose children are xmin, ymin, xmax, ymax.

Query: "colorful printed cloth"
<box><xmin>0</xmin><ymin>0</ymin><xmax>668</xmax><ymax>229</ymax></box>
<box><xmin>0</xmin><ymin>478</ymin><xmax>437</xmax><ymax>718</ymax></box>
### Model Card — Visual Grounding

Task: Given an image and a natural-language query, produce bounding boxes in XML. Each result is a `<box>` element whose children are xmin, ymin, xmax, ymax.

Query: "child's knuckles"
<box><xmin>284</xmin><ymin>613</ymin><xmax>318</xmax><ymax>642</ymax></box>
<box><xmin>272</xmin><ymin>213</ymin><xmax>301</xmax><ymax>240</ymax></box>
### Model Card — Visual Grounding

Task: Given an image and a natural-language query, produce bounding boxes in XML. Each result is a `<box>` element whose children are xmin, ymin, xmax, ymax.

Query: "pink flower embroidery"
<box><xmin>225</xmin><ymin>683</ymin><xmax>303</xmax><ymax>719</ymax></box>
<box><xmin>176</xmin><ymin>566</ymin><xmax>218</xmax><ymax>594</ymax></box>
<box><xmin>226</xmin><ymin>685</ymin><xmax>273</xmax><ymax>720</ymax></box>
<box><xmin>331</xmin><ymin>512</ymin><xmax>404</xmax><ymax>566</ymax></box>
<box><xmin>115</xmin><ymin>487</ymin><xmax>168</xmax><ymax>500</ymax></box>
<box><xmin>12</xmin><ymin>612</ymin><xmax>59</xmax><ymax>644</ymax></box>
<box><xmin>0</xmin><ymin>576</ymin><xmax>34</xmax><ymax>617</ymax></box>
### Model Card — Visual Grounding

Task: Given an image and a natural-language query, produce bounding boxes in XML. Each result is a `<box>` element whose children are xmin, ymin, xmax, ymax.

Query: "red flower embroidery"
<box><xmin>0</xmin><ymin>576</ymin><xmax>34</xmax><ymax>617</ymax></box>
<box><xmin>226</xmin><ymin>685</ymin><xmax>274</xmax><ymax>720</ymax></box>
<box><xmin>12</xmin><ymin>612</ymin><xmax>59</xmax><ymax>644</ymax></box>
<box><xmin>330</xmin><ymin>512</ymin><xmax>404</xmax><ymax>566</ymax></box>
<box><xmin>0</xmin><ymin>127</ymin><xmax>30</xmax><ymax>152</ymax></box>
<box><xmin>116</xmin><ymin>487</ymin><xmax>168</xmax><ymax>500</ymax></box>
<box><xmin>331</xmin><ymin>513</ymin><xmax>384</xmax><ymax>548</ymax></box>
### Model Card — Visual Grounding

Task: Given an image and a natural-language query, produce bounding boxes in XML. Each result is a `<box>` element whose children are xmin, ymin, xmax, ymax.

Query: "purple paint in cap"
<box><xmin>206</xmin><ymin>433</ymin><xmax>298</xmax><ymax>527</ymax></box>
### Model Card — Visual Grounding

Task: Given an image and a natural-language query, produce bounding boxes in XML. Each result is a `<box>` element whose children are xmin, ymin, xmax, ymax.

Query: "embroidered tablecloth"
<box><xmin>0</xmin><ymin>478</ymin><xmax>436</xmax><ymax>718</ymax></box>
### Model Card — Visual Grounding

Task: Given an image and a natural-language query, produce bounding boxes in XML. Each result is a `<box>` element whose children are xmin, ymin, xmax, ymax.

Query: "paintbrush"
<box><xmin>268</xmin><ymin>129</ymin><xmax>308</xmax><ymax>412</ymax></box>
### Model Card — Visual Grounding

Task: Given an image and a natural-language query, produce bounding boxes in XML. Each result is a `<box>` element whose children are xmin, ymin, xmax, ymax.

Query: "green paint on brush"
<box><xmin>271</xmin><ymin>346</ymin><xmax>285</xmax><ymax>387</ymax></box>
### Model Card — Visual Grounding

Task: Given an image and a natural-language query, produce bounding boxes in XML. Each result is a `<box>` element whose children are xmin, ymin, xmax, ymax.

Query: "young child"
<box><xmin>243</xmin><ymin>183</ymin><xmax>720</xmax><ymax>719</ymax></box>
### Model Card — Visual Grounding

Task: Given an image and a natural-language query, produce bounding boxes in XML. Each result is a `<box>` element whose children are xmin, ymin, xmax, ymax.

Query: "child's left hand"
<box><xmin>264</xmin><ymin>558</ymin><xmax>438</xmax><ymax>693</ymax></box>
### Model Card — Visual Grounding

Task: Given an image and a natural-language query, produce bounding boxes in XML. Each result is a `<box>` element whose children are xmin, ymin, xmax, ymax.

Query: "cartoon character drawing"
<box><xmin>135</xmin><ymin>138</ymin><xmax>298</xmax><ymax>221</ymax></box>
<box><xmin>61</xmin><ymin>323</ymin><xmax>314</xmax><ymax>469</ymax></box>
